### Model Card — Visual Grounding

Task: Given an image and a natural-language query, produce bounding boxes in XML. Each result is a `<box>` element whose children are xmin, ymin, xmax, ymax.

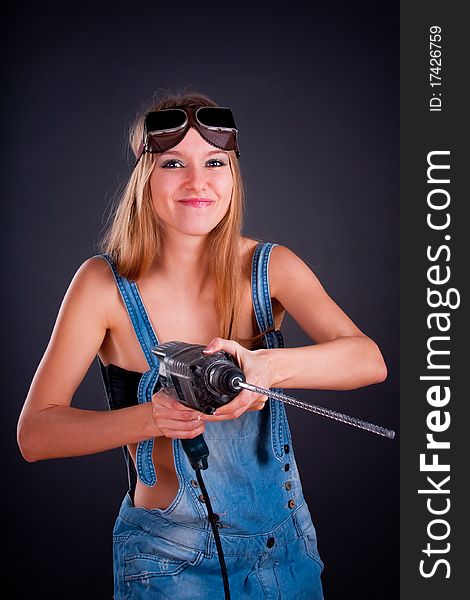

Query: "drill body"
<box><xmin>152</xmin><ymin>340</ymin><xmax>245</xmax><ymax>414</ymax></box>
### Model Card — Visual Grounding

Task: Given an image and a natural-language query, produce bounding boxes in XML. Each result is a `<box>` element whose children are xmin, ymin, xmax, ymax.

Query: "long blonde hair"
<box><xmin>99</xmin><ymin>91</ymin><xmax>270</xmax><ymax>347</ymax></box>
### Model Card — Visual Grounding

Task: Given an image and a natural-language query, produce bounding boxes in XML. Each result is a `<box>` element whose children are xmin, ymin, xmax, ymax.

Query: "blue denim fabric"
<box><xmin>96</xmin><ymin>254</ymin><xmax>161</xmax><ymax>486</ymax></box>
<box><xmin>95</xmin><ymin>242</ymin><xmax>324</xmax><ymax>599</ymax></box>
<box><xmin>113</xmin><ymin>492</ymin><xmax>324</xmax><ymax>599</ymax></box>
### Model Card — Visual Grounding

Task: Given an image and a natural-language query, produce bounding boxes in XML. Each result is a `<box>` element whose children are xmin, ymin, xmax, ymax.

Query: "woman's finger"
<box><xmin>247</xmin><ymin>400</ymin><xmax>268</xmax><ymax>412</ymax></box>
<box><xmin>159</xmin><ymin>422</ymin><xmax>206</xmax><ymax>439</ymax></box>
<box><xmin>157</xmin><ymin>416</ymin><xmax>203</xmax><ymax>431</ymax></box>
<box><xmin>202</xmin><ymin>391</ymin><xmax>267</xmax><ymax>421</ymax></box>
<box><xmin>152</xmin><ymin>406</ymin><xmax>202</xmax><ymax>424</ymax></box>
<box><xmin>204</xmin><ymin>390</ymin><xmax>252</xmax><ymax>418</ymax></box>
<box><xmin>203</xmin><ymin>337</ymin><xmax>244</xmax><ymax>363</ymax></box>
<box><xmin>152</xmin><ymin>390</ymin><xmax>200</xmax><ymax>415</ymax></box>
<box><xmin>170</xmin><ymin>424</ymin><xmax>206</xmax><ymax>439</ymax></box>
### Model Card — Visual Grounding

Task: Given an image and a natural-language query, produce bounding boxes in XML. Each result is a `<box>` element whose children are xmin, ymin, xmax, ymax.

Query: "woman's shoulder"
<box><xmin>65</xmin><ymin>255</ymin><xmax>120</xmax><ymax>325</ymax></box>
<box><xmin>260</xmin><ymin>242</ymin><xmax>316</xmax><ymax>301</ymax></box>
<box><xmin>240</xmin><ymin>237</ymin><xmax>306</xmax><ymax>300</ymax></box>
<box><xmin>240</xmin><ymin>236</ymin><xmax>280</xmax><ymax>257</ymax></box>
<box><xmin>75</xmin><ymin>254</ymin><xmax>116</xmax><ymax>285</ymax></box>
<box><xmin>241</xmin><ymin>236</ymin><xmax>293</xmax><ymax>255</ymax></box>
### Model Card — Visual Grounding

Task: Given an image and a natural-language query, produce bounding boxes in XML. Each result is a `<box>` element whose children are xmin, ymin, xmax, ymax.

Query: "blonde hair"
<box><xmin>99</xmin><ymin>91</ymin><xmax>270</xmax><ymax>348</ymax></box>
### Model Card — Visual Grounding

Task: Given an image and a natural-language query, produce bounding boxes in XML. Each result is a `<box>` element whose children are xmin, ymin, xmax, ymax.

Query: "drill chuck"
<box><xmin>206</xmin><ymin>362</ymin><xmax>246</xmax><ymax>395</ymax></box>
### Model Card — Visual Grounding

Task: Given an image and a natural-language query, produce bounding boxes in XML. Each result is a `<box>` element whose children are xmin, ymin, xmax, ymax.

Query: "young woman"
<box><xmin>17</xmin><ymin>92</ymin><xmax>387</xmax><ymax>599</ymax></box>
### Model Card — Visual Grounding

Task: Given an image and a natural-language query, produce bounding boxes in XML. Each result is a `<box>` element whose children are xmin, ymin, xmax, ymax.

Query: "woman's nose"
<box><xmin>184</xmin><ymin>165</ymin><xmax>208</xmax><ymax>192</ymax></box>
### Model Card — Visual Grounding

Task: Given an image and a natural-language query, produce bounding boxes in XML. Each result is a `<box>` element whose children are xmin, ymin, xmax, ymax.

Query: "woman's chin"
<box><xmin>162</xmin><ymin>222</ymin><xmax>220</xmax><ymax>239</ymax></box>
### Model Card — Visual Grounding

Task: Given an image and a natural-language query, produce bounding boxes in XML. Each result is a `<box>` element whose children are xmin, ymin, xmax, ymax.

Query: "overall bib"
<box><xmin>96</xmin><ymin>241</ymin><xmax>324</xmax><ymax>599</ymax></box>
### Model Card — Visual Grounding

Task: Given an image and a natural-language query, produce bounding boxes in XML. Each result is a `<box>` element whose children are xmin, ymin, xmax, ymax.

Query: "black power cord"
<box><xmin>181</xmin><ymin>436</ymin><xmax>231</xmax><ymax>599</ymax></box>
<box><xmin>195</xmin><ymin>466</ymin><xmax>231</xmax><ymax>600</ymax></box>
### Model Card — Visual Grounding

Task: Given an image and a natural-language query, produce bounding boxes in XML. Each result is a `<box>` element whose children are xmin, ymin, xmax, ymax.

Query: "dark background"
<box><xmin>2</xmin><ymin>2</ymin><xmax>399</xmax><ymax>598</ymax></box>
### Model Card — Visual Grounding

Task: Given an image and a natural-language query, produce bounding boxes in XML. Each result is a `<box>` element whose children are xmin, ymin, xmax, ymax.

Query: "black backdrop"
<box><xmin>2</xmin><ymin>2</ymin><xmax>399</xmax><ymax>598</ymax></box>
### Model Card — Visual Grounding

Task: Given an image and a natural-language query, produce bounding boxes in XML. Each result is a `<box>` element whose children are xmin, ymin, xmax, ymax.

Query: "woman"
<box><xmin>17</xmin><ymin>92</ymin><xmax>387</xmax><ymax>599</ymax></box>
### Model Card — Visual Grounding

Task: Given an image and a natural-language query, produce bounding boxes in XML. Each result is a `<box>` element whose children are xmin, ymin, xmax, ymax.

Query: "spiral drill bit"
<box><xmin>234</xmin><ymin>380</ymin><xmax>395</xmax><ymax>439</ymax></box>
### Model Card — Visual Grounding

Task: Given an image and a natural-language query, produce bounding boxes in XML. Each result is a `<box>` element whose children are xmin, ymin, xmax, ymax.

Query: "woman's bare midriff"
<box><xmin>130</xmin><ymin>437</ymin><xmax>179</xmax><ymax>510</ymax></box>
<box><xmin>97</xmin><ymin>238</ymin><xmax>285</xmax><ymax>510</ymax></box>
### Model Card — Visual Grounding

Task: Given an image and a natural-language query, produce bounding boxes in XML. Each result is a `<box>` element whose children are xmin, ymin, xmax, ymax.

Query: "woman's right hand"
<box><xmin>151</xmin><ymin>389</ymin><xmax>206</xmax><ymax>439</ymax></box>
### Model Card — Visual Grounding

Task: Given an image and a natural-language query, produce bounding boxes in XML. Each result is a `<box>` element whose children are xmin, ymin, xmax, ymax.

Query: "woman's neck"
<box><xmin>150</xmin><ymin>230</ymin><xmax>212</xmax><ymax>296</ymax></box>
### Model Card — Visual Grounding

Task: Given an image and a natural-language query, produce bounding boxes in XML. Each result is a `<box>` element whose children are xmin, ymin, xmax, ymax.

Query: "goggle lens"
<box><xmin>145</xmin><ymin>109</ymin><xmax>187</xmax><ymax>133</ymax></box>
<box><xmin>196</xmin><ymin>107</ymin><xmax>237</xmax><ymax>130</ymax></box>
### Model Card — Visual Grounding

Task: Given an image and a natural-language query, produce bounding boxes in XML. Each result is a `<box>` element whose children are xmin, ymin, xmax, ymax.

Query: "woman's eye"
<box><xmin>206</xmin><ymin>159</ymin><xmax>226</xmax><ymax>167</ymax></box>
<box><xmin>161</xmin><ymin>159</ymin><xmax>183</xmax><ymax>169</ymax></box>
<box><xmin>160</xmin><ymin>158</ymin><xmax>226</xmax><ymax>169</ymax></box>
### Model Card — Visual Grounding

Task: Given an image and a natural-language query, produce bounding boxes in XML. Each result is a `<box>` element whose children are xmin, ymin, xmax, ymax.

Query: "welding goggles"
<box><xmin>135</xmin><ymin>105</ymin><xmax>240</xmax><ymax>162</ymax></box>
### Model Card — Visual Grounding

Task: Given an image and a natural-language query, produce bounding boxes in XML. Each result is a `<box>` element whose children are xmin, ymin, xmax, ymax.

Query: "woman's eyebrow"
<box><xmin>158</xmin><ymin>149</ymin><xmax>229</xmax><ymax>158</ymax></box>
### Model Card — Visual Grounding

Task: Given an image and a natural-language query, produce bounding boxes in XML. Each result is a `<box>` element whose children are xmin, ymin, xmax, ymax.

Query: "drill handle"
<box><xmin>181</xmin><ymin>434</ymin><xmax>209</xmax><ymax>470</ymax></box>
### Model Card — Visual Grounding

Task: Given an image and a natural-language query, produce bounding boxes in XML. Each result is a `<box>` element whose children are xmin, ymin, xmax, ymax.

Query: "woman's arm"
<box><xmin>17</xmin><ymin>258</ymin><xmax>158</xmax><ymax>462</ymax></box>
<box><xmin>202</xmin><ymin>245</ymin><xmax>387</xmax><ymax>421</ymax></box>
<box><xmin>258</xmin><ymin>244</ymin><xmax>387</xmax><ymax>390</ymax></box>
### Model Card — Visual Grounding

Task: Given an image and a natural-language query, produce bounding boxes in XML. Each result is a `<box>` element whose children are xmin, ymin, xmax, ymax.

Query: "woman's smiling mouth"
<box><xmin>178</xmin><ymin>198</ymin><xmax>215</xmax><ymax>207</ymax></box>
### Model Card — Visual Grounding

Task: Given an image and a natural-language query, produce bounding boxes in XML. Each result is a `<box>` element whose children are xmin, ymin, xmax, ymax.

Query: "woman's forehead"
<box><xmin>162</xmin><ymin>126</ymin><xmax>227</xmax><ymax>155</ymax></box>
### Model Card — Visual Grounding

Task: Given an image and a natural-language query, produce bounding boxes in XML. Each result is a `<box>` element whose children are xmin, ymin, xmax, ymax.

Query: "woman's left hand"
<box><xmin>200</xmin><ymin>337</ymin><xmax>274</xmax><ymax>421</ymax></box>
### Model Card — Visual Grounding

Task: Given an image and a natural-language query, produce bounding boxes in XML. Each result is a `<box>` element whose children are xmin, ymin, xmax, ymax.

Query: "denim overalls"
<box><xmin>96</xmin><ymin>241</ymin><xmax>324</xmax><ymax>599</ymax></box>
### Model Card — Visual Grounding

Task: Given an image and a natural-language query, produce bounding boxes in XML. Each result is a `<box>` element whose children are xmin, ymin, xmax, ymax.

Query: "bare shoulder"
<box><xmin>64</xmin><ymin>255</ymin><xmax>118</xmax><ymax>330</ymax></box>
<box><xmin>238</xmin><ymin>238</ymin><xmax>312</xmax><ymax>299</ymax></box>
<box><xmin>21</xmin><ymin>256</ymin><xmax>120</xmax><ymax>411</ymax></box>
<box><xmin>268</xmin><ymin>244</ymin><xmax>319</xmax><ymax>300</ymax></box>
<box><xmin>268</xmin><ymin>244</ymin><xmax>366</xmax><ymax>341</ymax></box>
<box><xmin>73</xmin><ymin>254</ymin><xmax>115</xmax><ymax>281</ymax></box>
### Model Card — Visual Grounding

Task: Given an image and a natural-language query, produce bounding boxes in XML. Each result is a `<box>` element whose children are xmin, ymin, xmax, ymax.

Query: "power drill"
<box><xmin>151</xmin><ymin>340</ymin><xmax>396</xmax><ymax>470</ymax></box>
<box><xmin>151</xmin><ymin>340</ymin><xmax>245</xmax><ymax>469</ymax></box>
<box><xmin>152</xmin><ymin>340</ymin><xmax>245</xmax><ymax>413</ymax></box>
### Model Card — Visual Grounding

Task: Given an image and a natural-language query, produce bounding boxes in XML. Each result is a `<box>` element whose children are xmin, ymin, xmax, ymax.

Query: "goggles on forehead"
<box><xmin>135</xmin><ymin>105</ymin><xmax>240</xmax><ymax>162</ymax></box>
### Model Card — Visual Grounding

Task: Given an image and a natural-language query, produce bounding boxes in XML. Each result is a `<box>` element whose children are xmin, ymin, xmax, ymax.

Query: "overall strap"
<box><xmin>251</xmin><ymin>242</ymin><xmax>289</xmax><ymax>460</ymax></box>
<box><xmin>94</xmin><ymin>253</ymin><xmax>160</xmax><ymax>487</ymax></box>
<box><xmin>251</xmin><ymin>242</ymin><xmax>284</xmax><ymax>350</ymax></box>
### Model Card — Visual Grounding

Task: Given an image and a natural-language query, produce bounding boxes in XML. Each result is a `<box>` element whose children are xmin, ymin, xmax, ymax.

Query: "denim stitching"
<box><xmin>136</xmin><ymin>368</ymin><xmax>160</xmax><ymax>486</ymax></box>
<box><xmin>249</xmin><ymin>244</ymin><xmax>286</xmax><ymax>463</ymax></box>
<box><xmin>251</xmin><ymin>242</ymin><xmax>284</xmax><ymax>461</ymax></box>
<box><xmin>135</xmin><ymin>435</ymin><xmax>155</xmax><ymax>484</ymax></box>
<box><xmin>118</xmin><ymin>282</ymin><xmax>152</xmax><ymax>365</ymax></box>
<box><xmin>261</xmin><ymin>247</ymin><xmax>274</xmax><ymax>328</ymax></box>
<box><xmin>113</xmin><ymin>278</ymin><xmax>152</xmax><ymax>365</ymax></box>
<box><xmin>96</xmin><ymin>255</ymin><xmax>157</xmax><ymax>367</ymax></box>
<box><xmin>260</xmin><ymin>245</ymin><xmax>286</xmax><ymax>461</ymax></box>
<box><xmin>251</xmin><ymin>246</ymin><xmax>277</xmax><ymax>460</ymax></box>
<box><xmin>123</xmin><ymin>282</ymin><xmax>160</xmax><ymax>485</ymax></box>
<box><xmin>136</xmin><ymin>440</ymin><xmax>155</xmax><ymax>485</ymax></box>
<box><xmin>94</xmin><ymin>255</ymin><xmax>159</xmax><ymax>486</ymax></box>
<box><xmin>256</xmin><ymin>242</ymin><xmax>274</xmax><ymax>331</ymax></box>
<box><xmin>129</xmin><ymin>283</ymin><xmax>159</xmax><ymax>349</ymax></box>
<box><xmin>172</xmin><ymin>440</ymin><xmax>208</xmax><ymax>521</ymax></box>
<box><xmin>141</xmin><ymin>439</ymin><xmax>186</xmax><ymax>516</ymax></box>
<box><xmin>266</xmin><ymin>297</ymin><xmax>288</xmax><ymax>459</ymax></box>
<box><xmin>95</xmin><ymin>257</ymin><xmax>143</xmax><ymax>346</ymax></box>
<box><xmin>128</xmin><ymin>283</ymin><xmax>154</xmax><ymax>367</ymax></box>
<box><xmin>251</xmin><ymin>243</ymin><xmax>266</xmax><ymax>333</ymax></box>
<box><xmin>280</xmin><ymin>401</ymin><xmax>292</xmax><ymax>447</ymax></box>
<box><xmin>256</xmin><ymin>247</ymin><xmax>268</xmax><ymax>328</ymax></box>
<box><xmin>115</xmin><ymin>282</ymin><xmax>156</xmax><ymax>485</ymax></box>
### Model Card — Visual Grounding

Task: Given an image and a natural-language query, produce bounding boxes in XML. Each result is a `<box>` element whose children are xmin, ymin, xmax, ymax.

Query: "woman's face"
<box><xmin>149</xmin><ymin>127</ymin><xmax>234</xmax><ymax>238</ymax></box>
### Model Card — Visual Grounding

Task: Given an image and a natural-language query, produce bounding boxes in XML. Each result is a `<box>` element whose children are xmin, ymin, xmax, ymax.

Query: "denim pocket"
<box><xmin>124</xmin><ymin>553</ymin><xmax>196</xmax><ymax>581</ymax></box>
<box><xmin>122</xmin><ymin>533</ymin><xmax>203</xmax><ymax>582</ymax></box>
<box><xmin>302</xmin><ymin>523</ymin><xmax>325</xmax><ymax>571</ymax></box>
